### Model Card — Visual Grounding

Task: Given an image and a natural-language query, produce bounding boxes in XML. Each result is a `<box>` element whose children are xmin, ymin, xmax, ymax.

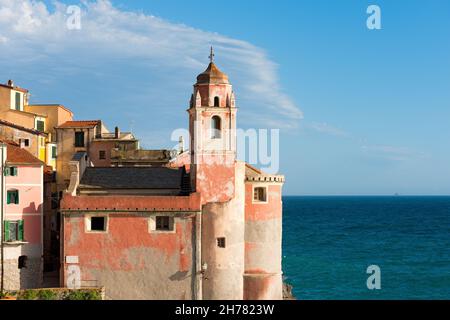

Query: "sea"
<box><xmin>282</xmin><ymin>196</ymin><xmax>450</xmax><ymax>300</ymax></box>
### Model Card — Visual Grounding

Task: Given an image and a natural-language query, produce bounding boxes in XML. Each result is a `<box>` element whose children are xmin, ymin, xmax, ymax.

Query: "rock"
<box><xmin>283</xmin><ymin>282</ymin><xmax>296</xmax><ymax>300</ymax></box>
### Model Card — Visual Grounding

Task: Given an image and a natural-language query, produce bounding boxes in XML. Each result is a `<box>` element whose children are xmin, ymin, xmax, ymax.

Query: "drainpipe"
<box><xmin>0</xmin><ymin>143</ymin><xmax>7</xmax><ymax>296</ymax></box>
<box><xmin>195</xmin><ymin>211</ymin><xmax>203</xmax><ymax>300</ymax></box>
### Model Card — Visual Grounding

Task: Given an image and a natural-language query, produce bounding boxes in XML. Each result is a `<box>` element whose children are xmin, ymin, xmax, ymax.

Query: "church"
<box><xmin>60</xmin><ymin>52</ymin><xmax>285</xmax><ymax>300</ymax></box>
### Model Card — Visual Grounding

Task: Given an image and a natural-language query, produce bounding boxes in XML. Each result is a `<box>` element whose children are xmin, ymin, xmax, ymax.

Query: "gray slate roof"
<box><xmin>79</xmin><ymin>167</ymin><xmax>184</xmax><ymax>190</ymax></box>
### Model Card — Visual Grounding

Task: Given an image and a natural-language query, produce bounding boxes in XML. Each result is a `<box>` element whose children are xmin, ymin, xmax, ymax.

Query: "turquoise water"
<box><xmin>282</xmin><ymin>196</ymin><xmax>450</xmax><ymax>299</ymax></box>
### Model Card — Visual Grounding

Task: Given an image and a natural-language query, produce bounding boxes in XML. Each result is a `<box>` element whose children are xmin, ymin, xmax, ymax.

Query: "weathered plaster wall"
<box><xmin>201</xmin><ymin>161</ymin><xmax>245</xmax><ymax>300</ymax></box>
<box><xmin>0</xmin><ymin>124</ymin><xmax>41</xmax><ymax>158</ymax></box>
<box><xmin>244</xmin><ymin>183</ymin><xmax>283</xmax><ymax>300</ymax></box>
<box><xmin>4</xmin><ymin>244</ymin><xmax>42</xmax><ymax>290</ymax></box>
<box><xmin>63</xmin><ymin>213</ymin><xmax>196</xmax><ymax>300</ymax></box>
<box><xmin>89</xmin><ymin>140</ymin><xmax>114</xmax><ymax>167</ymax></box>
<box><xmin>61</xmin><ymin>193</ymin><xmax>202</xmax><ymax>299</ymax></box>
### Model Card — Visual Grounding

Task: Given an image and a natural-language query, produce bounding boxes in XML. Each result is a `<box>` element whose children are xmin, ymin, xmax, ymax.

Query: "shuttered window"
<box><xmin>75</xmin><ymin>132</ymin><xmax>84</xmax><ymax>147</ymax></box>
<box><xmin>3</xmin><ymin>220</ymin><xmax>24</xmax><ymax>242</ymax></box>
<box><xmin>7</xmin><ymin>189</ymin><xmax>19</xmax><ymax>204</ymax></box>
<box><xmin>4</xmin><ymin>167</ymin><xmax>18</xmax><ymax>176</ymax></box>
<box><xmin>253</xmin><ymin>187</ymin><xmax>267</xmax><ymax>202</ymax></box>
<box><xmin>36</xmin><ymin>120</ymin><xmax>45</xmax><ymax>132</ymax></box>
<box><xmin>15</xmin><ymin>92</ymin><xmax>21</xmax><ymax>110</ymax></box>
<box><xmin>52</xmin><ymin>146</ymin><xmax>57</xmax><ymax>159</ymax></box>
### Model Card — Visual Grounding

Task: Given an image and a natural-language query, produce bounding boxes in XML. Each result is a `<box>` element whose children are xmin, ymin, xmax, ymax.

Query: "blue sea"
<box><xmin>282</xmin><ymin>196</ymin><xmax>450</xmax><ymax>300</ymax></box>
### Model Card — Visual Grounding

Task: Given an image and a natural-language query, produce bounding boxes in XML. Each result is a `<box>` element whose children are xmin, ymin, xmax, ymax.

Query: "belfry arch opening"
<box><xmin>211</xmin><ymin>115</ymin><xmax>221</xmax><ymax>139</ymax></box>
<box><xmin>214</xmin><ymin>96</ymin><xmax>220</xmax><ymax>107</ymax></box>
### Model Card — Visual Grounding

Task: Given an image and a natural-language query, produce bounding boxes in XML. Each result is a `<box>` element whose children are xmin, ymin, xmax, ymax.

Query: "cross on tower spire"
<box><xmin>209</xmin><ymin>46</ymin><xmax>215</xmax><ymax>63</ymax></box>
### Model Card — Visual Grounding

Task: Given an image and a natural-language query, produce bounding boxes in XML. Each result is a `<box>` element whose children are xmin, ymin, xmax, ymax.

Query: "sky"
<box><xmin>0</xmin><ymin>0</ymin><xmax>449</xmax><ymax>195</ymax></box>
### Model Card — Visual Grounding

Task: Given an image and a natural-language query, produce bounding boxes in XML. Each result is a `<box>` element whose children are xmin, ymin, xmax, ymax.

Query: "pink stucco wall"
<box><xmin>5</xmin><ymin>164</ymin><xmax>43</xmax><ymax>245</ymax></box>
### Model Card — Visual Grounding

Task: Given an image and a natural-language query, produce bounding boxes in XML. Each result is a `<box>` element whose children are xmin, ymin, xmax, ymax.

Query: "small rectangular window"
<box><xmin>24</xmin><ymin>139</ymin><xmax>30</xmax><ymax>147</ymax></box>
<box><xmin>217</xmin><ymin>237</ymin><xmax>226</xmax><ymax>248</ymax></box>
<box><xmin>18</xmin><ymin>256</ymin><xmax>28</xmax><ymax>269</ymax></box>
<box><xmin>89</xmin><ymin>216</ymin><xmax>106</xmax><ymax>232</ymax></box>
<box><xmin>7</xmin><ymin>190</ymin><xmax>19</xmax><ymax>204</ymax></box>
<box><xmin>75</xmin><ymin>132</ymin><xmax>85</xmax><ymax>147</ymax></box>
<box><xmin>156</xmin><ymin>216</ymin><xmax>173</xmax><ymax>231</ymax></box>
<box><xmin>52</xmin><ymin>146</ymin><xmax>57</xmax><ymax>159</ymax></box>
<box><xmin>253</xmin><ymin>187</ymin><xmax>267</xmax><ymax>202</ymax></box>
<box><xmin>99</xmin><ymin>150</ymin><xmax>106</xmax><ymax>160</ymax></box>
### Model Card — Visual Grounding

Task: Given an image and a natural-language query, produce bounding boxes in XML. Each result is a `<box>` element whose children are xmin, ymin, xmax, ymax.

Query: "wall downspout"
<box><xmin>194</xmin><ymin>211</ymin><xmax>202</xmax><ymax>300</ymax></box>
<box><xmin>0</xmin><ymin>143</ymin><xmax>6</xmax><ymax>296</ymax></box>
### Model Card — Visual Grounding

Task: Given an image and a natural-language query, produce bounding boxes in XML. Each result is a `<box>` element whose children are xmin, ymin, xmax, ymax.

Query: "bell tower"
<box><xmin>188</xmin><ymin>48</ymin><xmax>237</xmax><ymax>203</ymax></box>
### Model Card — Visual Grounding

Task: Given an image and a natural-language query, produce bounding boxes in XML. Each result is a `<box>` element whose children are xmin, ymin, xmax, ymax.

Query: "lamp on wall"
<box><xmin>200</xmin><ymin>262</ymin><xmax>208</xmax><ymax>280</ymax></box>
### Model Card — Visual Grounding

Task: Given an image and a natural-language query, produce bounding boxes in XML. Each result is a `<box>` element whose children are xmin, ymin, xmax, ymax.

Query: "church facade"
<box><xmin>60</xmin><ymin>58</ymin><xmax>285</xmax><ymax>300</ymax></box>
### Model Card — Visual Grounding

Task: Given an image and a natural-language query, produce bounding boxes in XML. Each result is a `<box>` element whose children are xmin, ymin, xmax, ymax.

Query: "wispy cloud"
<box><xmin>0</xmin><ymin>0</ymin><xmax>302</xmax><ymax>130</ymax></box>
<box><xmin>307</xmin><ymin>121</ymin><xmax>349</xmax><ymax>137</ymax></box>
<box><xmin>361</xmin><ymin>144</ymin><xmax>428</xmax><ymax>161</ymax></box>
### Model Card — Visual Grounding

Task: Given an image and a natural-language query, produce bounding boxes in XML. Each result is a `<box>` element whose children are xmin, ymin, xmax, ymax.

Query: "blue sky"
<box><xmin>1</xmin><ymin>0</ymin><xmax>449</xmax><ymax>195</ymax></box>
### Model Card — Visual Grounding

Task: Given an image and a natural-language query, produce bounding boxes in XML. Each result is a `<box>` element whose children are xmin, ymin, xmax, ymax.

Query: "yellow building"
<box><xmin>0</xmin><ymin>80</ymin><xmax>73</xmax><ymax>170</ymax></box>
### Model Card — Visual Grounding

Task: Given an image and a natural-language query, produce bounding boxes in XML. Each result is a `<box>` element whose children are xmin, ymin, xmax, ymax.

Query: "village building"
<box><xmin>0</xmin><ymin>140</ymin><xmax>44</xmax><ymax>290</ymax></box>
<box><xmin>0</xmin><ymin>81</ymin><xmax>73</xmax><ymax>169</ymax></box>
<box><xmin>60</xmin><ymin>58</ymin><xmax>284</xmax><ymax>300</ymax></box>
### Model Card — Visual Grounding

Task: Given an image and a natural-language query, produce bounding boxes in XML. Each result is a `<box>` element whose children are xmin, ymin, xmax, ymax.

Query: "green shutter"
<box><xmin>36</xmin><ymin>120</ymin><xmax>45</xmax><ymax>132</ymax></box>
<box><xmin>18</xmin><ymin>220</ymin><xmax>24</xmax><ymax>242</ymax></box>
<box><xmin>4</xmin><ymin>221</ymin><xmax>10</xmax><ymax>241</ymax></box>
<box><xmin>15</xmin><ymin>190</ymin><xmax>19</xmax><ymax>204</ymax></box>
<box><xmin>15</xmin><ymin>92</ymin><xmax>21</xmax><ymax>110</ymax></box>
<box><xmin>4</xmin><ymin>167</ymin><xmax>10</xmax><ymax>176</ymax></box>
<box><xmin>6</xmin><ymin>191</ymin><xmax>11</xmax><ymax>204</ymax></box>
<box><xmin>52</xmin><ymin>146</ymin><xmax>57</xmax><ymax>158</ymax></box>
<box><xmin>11</xmin><ymin>167</ymin><xmax>17</xmax><ymax>176</ymax></box>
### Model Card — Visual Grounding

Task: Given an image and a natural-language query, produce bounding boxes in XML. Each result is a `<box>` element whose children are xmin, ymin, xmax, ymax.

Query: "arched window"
<box><xmin>211</xmin><ymin>116</ymin><xmax>221</xmax><ymax>139</ymax></box>
<box><xmin>214</xmin><ymin>96</ymin><xmax>220</xmax><ymax>107</ymax></box>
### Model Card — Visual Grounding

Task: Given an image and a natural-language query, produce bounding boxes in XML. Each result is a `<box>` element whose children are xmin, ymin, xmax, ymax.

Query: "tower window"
<box><xmin>253</xmin><ymin>187</ymin><xmax>268</xmax><ymax>202</ymax></box>
<box><xmin>217</xmin><ymin>237</ymin><xmax>226</xmax><ymax>248</ymax></box>
<box><xmin>99</xmin><ymin>150</ymin><xmax>106</xmax><ymax>160</ymax></box>
<box><xmin>214</xmin><ymin>96</ymin><xmax>220</xmax><ymax>107</ymax></box>
<box><xmin>211</xmin><ymin>116</ymin><xmax>221</xmax><ymax>139</ymax></box>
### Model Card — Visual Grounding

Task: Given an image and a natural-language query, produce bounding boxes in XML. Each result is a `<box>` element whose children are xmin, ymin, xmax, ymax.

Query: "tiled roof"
<box><xmin>196</xmin><ymin>62</ymin><xmax>229</xmax><ymax>84</ymax></box>
<box><xmin>1</xmin><ymin>140</ymin><xmax>43</xmax><ymax>165</ymax></box>
<box><xmin>58</xmin><ymin>120</ymin><xmax>100</xmax><ymax>128</ymax></box>
<box><xmin>0</xmin><ymin>119</ymin><xmax>46</xmax><ymax>136</ymax></box>
<box><xmin>79</xmin><ymin>167</ymin><xmax>184</xmax><ymax>190</ymax></box>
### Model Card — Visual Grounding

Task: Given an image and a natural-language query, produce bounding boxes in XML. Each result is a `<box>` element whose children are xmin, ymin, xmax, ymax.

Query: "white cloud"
<box><xmin>307</xmin><ymin>121</ymin><xmax>349</xmax><ymax>137</ymax></box>
<box><xmin>0</xmin><ymin>0</ymin><xmax>302</xmax><ymax>129</ymax></box>
<box><xmin>361</xmin><ymin>144</ymin><xmax>428</xmax><ymax>161</ymax></box>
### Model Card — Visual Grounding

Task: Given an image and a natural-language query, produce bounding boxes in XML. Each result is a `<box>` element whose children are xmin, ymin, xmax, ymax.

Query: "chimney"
<box><xmin>179</xmin><ymin>136</ymin><xmax>184</xmax><ymax>154</ymax></box>
<box><xmin>7</xmin><ymin>79</ymin><xmax>14</xmax><ymax>87</ymax></box>
<box><xmin>115</xmin><ymin>126</ymin><xmax>120</xmax><ymax>139</ymax></box>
